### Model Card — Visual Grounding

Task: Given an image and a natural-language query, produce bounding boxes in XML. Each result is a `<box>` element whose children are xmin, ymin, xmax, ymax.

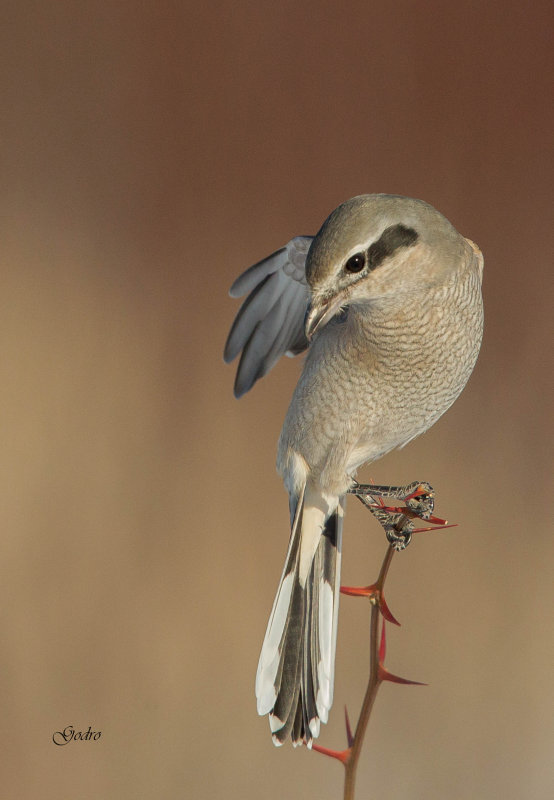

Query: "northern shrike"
<box><xmin>224</xmin><ymin>194</ymin><xmax>484</xmax><ymax>747</ymax></box>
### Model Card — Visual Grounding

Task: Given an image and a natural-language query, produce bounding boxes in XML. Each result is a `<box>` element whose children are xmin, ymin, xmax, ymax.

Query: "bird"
<box><xmin>224</xmin><ymin>194</ymin><xmax>484</xmax><ymax>747</ymax></box>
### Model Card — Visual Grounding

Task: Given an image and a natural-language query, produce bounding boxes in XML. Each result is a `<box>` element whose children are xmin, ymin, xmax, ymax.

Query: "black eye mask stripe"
<box><xmin>367</xmin><ymin>224</ymin><xmax>418</xmax><ymax>270</ymax></box>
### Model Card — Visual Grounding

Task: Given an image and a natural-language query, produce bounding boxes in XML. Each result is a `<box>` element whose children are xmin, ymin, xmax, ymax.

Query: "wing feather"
<box><xmin>224</xmin><ymin>236</ymin><xmax>312</xmax><ymax>396</ymax></box>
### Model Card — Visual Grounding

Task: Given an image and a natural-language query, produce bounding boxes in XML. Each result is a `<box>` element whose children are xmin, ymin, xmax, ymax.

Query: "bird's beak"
<box><xmin>305</xmin><ymin>293</ymin><xmax>346</xmax><ymax>341</ymax></box>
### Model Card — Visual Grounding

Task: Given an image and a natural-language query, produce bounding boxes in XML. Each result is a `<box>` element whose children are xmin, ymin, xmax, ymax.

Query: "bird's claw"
<box><xmin>386</xmin><ymin>523</ymin><xmax>413</xmax><ymax>550</ymax></box>
<box><xmin>348</xmin><ymin>480</ymin><xmax>449</xmax><ymax>548</ymax></box>
<box><xmin>403</xmin><ymin>481</ymin><xmax>435</xmax><ymax>520</ymax></box>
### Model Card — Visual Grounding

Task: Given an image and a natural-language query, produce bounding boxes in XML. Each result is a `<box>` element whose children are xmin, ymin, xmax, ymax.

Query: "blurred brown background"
<box><xmin>0</xmin><ymin>1</ymin><xmax>552</xmax><ymax>798</ymax></box>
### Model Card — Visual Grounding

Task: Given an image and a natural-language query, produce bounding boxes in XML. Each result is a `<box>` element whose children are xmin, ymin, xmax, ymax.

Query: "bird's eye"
<box><xmin>344</xmin><ymin>253</ymin><xmax>365</xmax><ymax>273</ymax></box>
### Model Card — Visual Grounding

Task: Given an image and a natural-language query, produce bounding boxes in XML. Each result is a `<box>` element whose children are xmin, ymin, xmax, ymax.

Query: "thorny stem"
<box><xmin>311</xmin><ymin>485</ymin><xmax>451</xmax><ymax>797</ymax></box>
<box><xmin>343</xmin><ymin>546</ymin><xmax>395</xmax><ymax>800</ymax></box>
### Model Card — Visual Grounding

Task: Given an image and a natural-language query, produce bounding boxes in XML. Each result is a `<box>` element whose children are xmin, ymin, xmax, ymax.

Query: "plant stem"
<box><xmin>343</xmin><ymin>546</ymin><xmax>396</xmax><ymax>800</ymax></box>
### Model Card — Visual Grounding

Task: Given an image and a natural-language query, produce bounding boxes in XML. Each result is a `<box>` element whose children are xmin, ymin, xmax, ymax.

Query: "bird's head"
<box><xmin>304</xmin><ymin>194</ymin><xmax>472</xmax><ymax>340</ymax></box>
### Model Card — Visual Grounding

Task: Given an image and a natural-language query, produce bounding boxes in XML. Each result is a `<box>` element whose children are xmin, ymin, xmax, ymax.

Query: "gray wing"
<box><xmin>224</xmin><ymin>236</ymin><xmax>313</xmax><ymax>397</ymax></box>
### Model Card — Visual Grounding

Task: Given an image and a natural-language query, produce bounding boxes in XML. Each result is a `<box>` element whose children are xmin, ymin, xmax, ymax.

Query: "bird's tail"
<box><xmin>255</xmin><ymin>484</ymin><xmax>343</xmax><ymax>746</ymax></box>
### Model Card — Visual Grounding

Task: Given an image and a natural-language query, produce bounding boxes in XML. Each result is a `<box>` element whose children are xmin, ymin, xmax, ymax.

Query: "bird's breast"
<box><xmin>278</xmin><ymin>278</ymin><xmax>483</xmax><ymax>490</ymax></box>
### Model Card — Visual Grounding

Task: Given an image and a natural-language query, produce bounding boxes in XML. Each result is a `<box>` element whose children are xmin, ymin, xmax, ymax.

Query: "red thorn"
<box><xmin>344</xmin><ymin>705</ymin><xmax>354</xmax><ymax>748</ymax></box>
<box><xmin>379</xmin><ymin>593</ymin><xmax>401</xmax><ymax>626</ymax></box>
<box><xmin>378</xmin><ymin>614</ymin><xmax>426</xmax><ymax>685</ymax></box>
<box><xmin>425</xmin><ymin>514</ymin><xmax>449</xmax><ymax>525</ymax></box>
<box><xmin>378</xmin><ymin>666</ymin><xmax>427</xmax><ymax>686</ymax></box>
<box><xmin>311</xmin><ymin>743</ymin><xmax>351</xmax><ymax>765</ymax></box>
<box><xmin>413</xmin><ymin>522</ymin><xmax>458</xmax><ymax>533</ymax></box>
<box><xmin>404</xmin><ymin>485</ymin><xmax>430</xmax><ymax>501</ymax></box>
<box><xmin>340</xmin><ymin>583</ymin><xmax>377</xmax><ymax>598</ymax></box>
<box><xmin>377</xmin><ymin>504</ymin><xmax>405</xmax><ymax>515</ymax></box>
<box><xmin>341</xmin><ymin>584</ymin><xmax>401</xmax><ymax>625</ymax></box>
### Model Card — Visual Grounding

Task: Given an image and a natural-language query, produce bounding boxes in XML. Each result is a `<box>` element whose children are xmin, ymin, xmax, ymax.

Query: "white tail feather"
<box><xmin>255</xmin><ymin>483</ymin><xmax>343</xmax><ymax>745</ymax></box>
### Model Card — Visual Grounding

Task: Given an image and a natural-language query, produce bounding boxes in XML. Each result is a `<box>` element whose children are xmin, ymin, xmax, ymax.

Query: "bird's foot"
<box><xmin>347</xmin><ymin>480</ymin><xmax>451</xmax><ymax>550</ymax></box>
<box><xmin>373</xmin><ymin>509</ymin><xmax>414</xmax><ymax>551</ymax></box>
<box><xmin>349</xmin><ymin>480</ymin><xmax>435</xmax><ymax>516</ymax></box>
